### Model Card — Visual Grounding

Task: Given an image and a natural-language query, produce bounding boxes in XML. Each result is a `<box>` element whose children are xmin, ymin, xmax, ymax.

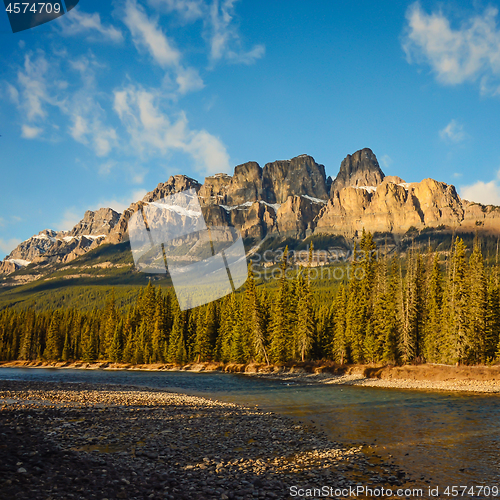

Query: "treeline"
<box><xmin>1</xmin><ymin>231</ymin><xmax>500</xmax><ymax>366</ymax></box>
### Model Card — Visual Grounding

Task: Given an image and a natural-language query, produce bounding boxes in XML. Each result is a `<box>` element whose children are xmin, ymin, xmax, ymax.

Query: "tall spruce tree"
<box><xmin>269</xmin><ymin>247</ymin><xmax>291</xmax><ymax>363</ymax></box>
<box><xmin>245</xmin><ymin>266</ymin><xmax>269</xmax><ymax>364</ymax></box>
<box><xmin>446</xmin><ymin>237</ymin><xmax>469</xmax><ymax>363</ymax></box>
<box><xmin>467</xmin><ymin>240</ymin><xmax>487</xmax><ymax>363</ymax></box>
<box><xmin>424</xmin><ymin>253</ymin><xmax>443</xmax><ymax>362</ymax></box>
<box><xmin>382</xmin><ymin>258</ymin><xmax>400</xmax><ymax>363</ymax></box>
<box><xmin>346</xmin><ymin>242</ymin><xmax>365</xmax><ymax>363</ymax></box>
<box><xmin>43</xmin><ymin>312</ymin><xmax>62</xmax><ymax>360</ymax></box>
<box><xmin>332</xmin><ymin>285</ymin><xmax>348</xmax><ymax>364</ymax></box>
<box><xmin>295</xmin><ymin>271</ymin><xmax>314</xmax><ymax>362</ymax></box>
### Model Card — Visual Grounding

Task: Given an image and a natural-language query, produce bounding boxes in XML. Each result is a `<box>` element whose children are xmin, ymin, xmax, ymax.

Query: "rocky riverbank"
<box><xmin>3</xmin><ymin>360</ymin><xmax>500</xmax><ymax>394</ymax></box>
<box><xmin>0</xmin><ymin>380</ymin><xmax>410</xmax><ymax>500</ymax></box>
<box><xmin>248</xmin><ymin>364</ymin><xmax>500</xmax><ymax>393</ymax></box>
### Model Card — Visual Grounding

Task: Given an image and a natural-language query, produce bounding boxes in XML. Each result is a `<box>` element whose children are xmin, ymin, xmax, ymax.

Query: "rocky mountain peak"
<box><xmin>262</xmin><ymin>154</ymin><xmax>329</xmax><ymax>204</ymax></box>
<box><xmin>142</xmin><ymin>175</ymin><xmax>202</xmax><ymax>203</ymax></box>
<box><xmin>69</xmin><ymin>208</ymin><xmax>120</xmax><ymax>237</ymax></box>
<box><xmin>226</xmin><ymin>161</ymin><xmax>264</xmax><ymax>205</ymax></box>
<box><xmin>330</xmin><ymin>148</ymin><xmax>385</xmax><ymax>196</ymax></box>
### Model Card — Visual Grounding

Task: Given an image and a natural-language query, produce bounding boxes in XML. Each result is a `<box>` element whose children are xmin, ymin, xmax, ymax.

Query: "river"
<box><xmin>1</xmin><ymin>367</ymin><xmax>499</xmax><ymax>491</ymax></box>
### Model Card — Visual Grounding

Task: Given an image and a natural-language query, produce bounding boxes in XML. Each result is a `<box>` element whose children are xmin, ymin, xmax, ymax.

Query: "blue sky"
<box><xmin>2</xmin><ymin>0</ymin><xmax>500</xmax><ymax>258</ymax></box>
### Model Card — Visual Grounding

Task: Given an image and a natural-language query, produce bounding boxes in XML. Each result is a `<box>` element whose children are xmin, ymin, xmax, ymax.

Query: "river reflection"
<box><xmin>1</xmin><ymin>367</ymin><xmax>499</xmax><ymax>487</ymax></box>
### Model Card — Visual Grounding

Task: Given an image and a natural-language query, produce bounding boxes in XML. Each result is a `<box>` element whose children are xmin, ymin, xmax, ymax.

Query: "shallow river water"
<box><xmin>1</xmin><ymin>367</ymin><xmax>499</xmax><ymax>492</ymax></box>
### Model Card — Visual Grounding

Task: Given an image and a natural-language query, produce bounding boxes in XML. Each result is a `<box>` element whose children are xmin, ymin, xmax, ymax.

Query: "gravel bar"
<box><xmin>0</xmin><ymin>381</ymin><xmax>411</xmax><ymax>500</ymax></box>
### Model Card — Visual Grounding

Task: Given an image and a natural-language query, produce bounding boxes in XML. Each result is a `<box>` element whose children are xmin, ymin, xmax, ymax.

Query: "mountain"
<box><xmin>0</xmin><ymin>208</ymin><xmax>120</xmax><ymax>275</ymax></box>
<box><xmin>2</xmin><ymin>147</ymin><xmax>500</xmax><ymax>281</ymax></box>
<box><xmin>329</xmin><ymin>147</ymin><xmax>385</xmax><ymax>195</ymax></box>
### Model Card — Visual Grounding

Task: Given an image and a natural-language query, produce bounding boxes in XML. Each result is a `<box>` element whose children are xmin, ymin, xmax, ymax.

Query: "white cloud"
<box><xmin>0</xmin><ymin>238</ymin><xmax>22</xmax><ymax>255</ymax></box>
<box><xmin>439</xmin><ymin>119</ymin><xmax>466</xmax><ymax>143</ymax></box>
<box><xmin>460</xmin><ymin>170</ymin><xmax>500</xmax><ymax>205</ymax></box>
<box><xmin>58</xmin><ymin>9</ymin><xmax>124</xmax><ymax>43</ymax></box>
<box><xmin>16</xmin><ymin>54</ymin><xmax>54</xmax><ymax>122</ymax></box>
<box><xmin>21</xmin><ymin>125</ymin><xmax>43</xmax><ymax>139</ymax></box>
<box><xmin>0</xmin><ymin>218</ymin><xmax>5</xmax><ymax>228</ymax></box>
<box><xmin>380</xmin><ymin>154</ymin><xmax>393</xmax><ymax>169</ymax></box>
<box><xmin>6</xmin><ymin>83</ymin><xmax>19</xmax><ymax>104</ymax></box>
<box><xmin>176</xmin><ymin>66</ymin><xmax>205</xmax><ymax>94</ymax></box>
<box><xmin>123</xmin><ymin>0</ymin><xmax>181</xmax><ymax>68</ymax></box>
<box><xmin>121</xmin><ymin>0</ymin><xmax>206</xmax><ymax>96</ymax></box>
<box><xmin>403</xmin><ymin>3</ymin><xmax>500</xmax><ymax>94</ymax></box>
<box><xmin>142</xmin><ymin>0</ymin><xmax>265</xmax><ymax>66</ymax></box>
<box><xmin>113</xmin><ymin>86</ymin><xmax>230</xmax><ymax>175</ymax></box>
<box><xmin>12</xmin><ymin>53</ymin><xmax>111</xmax><ymax>153</ymax></box>
<box><xmin>206</xmin><ymin>0</ymin><xmax>265</xmax><ymax>65</ymax></box>
<box><xmin>68</xmin><ymin>99</ymin><xmax>118</xmax><ymax>157</ymax></box>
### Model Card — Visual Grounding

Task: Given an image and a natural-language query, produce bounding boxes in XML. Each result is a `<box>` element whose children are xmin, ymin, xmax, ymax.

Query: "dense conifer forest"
<box><xmin>1</xmin><ymin>231</ymin><xmax>500</xmax><ymax>366</ymax></box>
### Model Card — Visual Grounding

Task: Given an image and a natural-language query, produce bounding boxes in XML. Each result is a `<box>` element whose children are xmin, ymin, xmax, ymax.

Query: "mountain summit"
<box><xmin>330</xmin><ymin>148</ymin><xmax>385</xmax><ymax>195</ymax></box>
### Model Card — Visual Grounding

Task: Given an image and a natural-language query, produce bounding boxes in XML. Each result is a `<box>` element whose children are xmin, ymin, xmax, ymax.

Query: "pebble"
<box><xmin>0</xmin><ymin>380</ymin><xmax>410</xmax><ymax>500</ymax></box>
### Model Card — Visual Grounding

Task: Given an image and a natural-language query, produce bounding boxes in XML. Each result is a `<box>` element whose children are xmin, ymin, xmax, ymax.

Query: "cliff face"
<box><xmin>198</xmin><ymin>155</ymin><xmax>329</xmax><ymax>206</ymax></box>
<box><xmin>69</xmin><ymin>208</ymin><xmax>120</xmax><ymax>237</ymax></box>
<box><xmin>0</xmin><ymin>209</ymin><xmax>122</xmax><ymax>274</ymax></box>
<box><xmin>262</xmin><ymin>155</ymin><xmax>329</xmax><ymax>203</ymax></box>
<box><xmin>3</xmin><ymin>148</ymin><xmax>500</xmax><ymax>276</ymax></box>
<box><xmin>330</xmin><ymin>148</ymin><xmax>385</xmax><ymax>195</ymax></box>
<box><xmin>315</xmin><ymin>178</ymin><xmax>466</xmax><ymax>237</ymax></box>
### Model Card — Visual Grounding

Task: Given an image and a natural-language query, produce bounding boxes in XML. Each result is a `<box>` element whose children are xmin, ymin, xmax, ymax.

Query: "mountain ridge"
<box><xmin>2</xmin><ymin>148</ymin><xmax>500</xmax><ymax>277</ymax></box>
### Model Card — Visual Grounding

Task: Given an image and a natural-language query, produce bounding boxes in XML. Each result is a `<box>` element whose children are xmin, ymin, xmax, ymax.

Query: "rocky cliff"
<box><xmin>330</xmin><ymin>148</ymin><xmax>384</xmax><ymax>195</ymax></box>
<box><xmin>2</xmin><ymin>148</ymin><xmax>500</xmax><ymax>276</ymax></box>
<box><xmin>0</xmin><ymin>209</ymin><xmax>121</xmax><ymax>274</ymax></box>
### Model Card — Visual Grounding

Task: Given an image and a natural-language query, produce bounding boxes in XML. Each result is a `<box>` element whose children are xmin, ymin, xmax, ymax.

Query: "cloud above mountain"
<box><xmin>403</xmin><ymin>3</ymin><xmax>500</xmax><ymax>95</ymax></box>
<box><xmin>460</xmin><ymin>169</ymin><xmax>500</xmax><ymax>206</ymax></box>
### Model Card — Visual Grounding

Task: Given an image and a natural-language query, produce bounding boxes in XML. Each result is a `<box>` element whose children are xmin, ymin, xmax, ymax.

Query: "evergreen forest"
<box><xmin>1</xmin><ymin>231</ymin><xmax>500</xmax><ymax>366</ymax></box>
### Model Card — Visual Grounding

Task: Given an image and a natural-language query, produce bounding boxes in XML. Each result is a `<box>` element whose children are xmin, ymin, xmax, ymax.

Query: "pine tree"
<box><xmin>445</xmin><ymin>237</ymin><xmax>469</xmax><ymax>363</ymax></box>
<box><xmin>346</xmin><ymin>242</ymin><xmax>365</xmax><ymax>363</ymax></box>
<box><xmin>151</xmin><ymin>290</ymin><xmax>167</xmax><ymax>363</ymax></box>
<box><xmin>62</xmin><ymin>331</ymin><xmax>72</xmax><ymax>361</ymax></box>
<box><xmin>314</xmin><ymin>303</ymin><xmax>333</xmax><ymax>360</ymax></box>
<box><xmin>382</xmin><ymin>258</ymin><xmax>400</xmax><ymax>364</ymax></box>
<box><xmin>245</xmin><ymin>265</ymin><xmax>269</xmax><ymax>364</ymax></box>
<box><xmin>332</xmin><ymin>285</ymin><xmax>348</xmax><ymax>364</ymax></box>
<box><xmin>43</xmin><ymin>312</ymin><xmax>62</xmax><ymax>360</ymax></box>
<box><xmin>103</xmin><ymin>289</ymin><xmax>118</xmax><ymax>359</ymax></box>
<box><xmin>109</xmin><ymin>320</ymin><xmax>124</xmax><ymax>362</ymax></box>
<box><xmin>168</xmin><ymin>308</ymin><xmax>187</xmax><ymax>364</ymax></box>
<box><xmin>82</xmin><ymin>323</ymin><xmax>98</xmax><ymax>362</ymax></box>
<box><xmin>423</xmin><ymin>253</ymin><xmax>443</xmax><ymax>362</ymax></box>
<box><xmin>19</xmin><ymin>310</ymin><xmax>36</xmax><ymax>361</ymax></box>
<box><xmin>230</xmin><ymin>304</ymin><xmax>246</xmax><ymax>363</ymax></box>
<box><xmin>269</xmin><ymin>247</ymin><xmax>291</xmax><ymax>363</ymax></box>
<box><xmin>400</xmin><ymin>248</ymin><xmax>423</xmax><ymax>363</ymax></box>
<box><xmin>295</xmin><ymin>271</ymin><xmax>314</xmax><ymax>362</ymax></box>
<box><xmin>467</xmin><ymin>240</ymin><xmax>487</xmax><ymax>363</ymax></box>
<box><xmin>364</xmin><ymin>322</ymin><xmax>378</xmax><ymax>363</ymax></box>
<box><xmin>486</xmin><ymin>274</ymin><xmax>500</xmax><ymax>362</ymax></box>
<box><xmin>193</xmin><ymin>304</ymin><xmax>215</xmax><ymax>362</ymax></box>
